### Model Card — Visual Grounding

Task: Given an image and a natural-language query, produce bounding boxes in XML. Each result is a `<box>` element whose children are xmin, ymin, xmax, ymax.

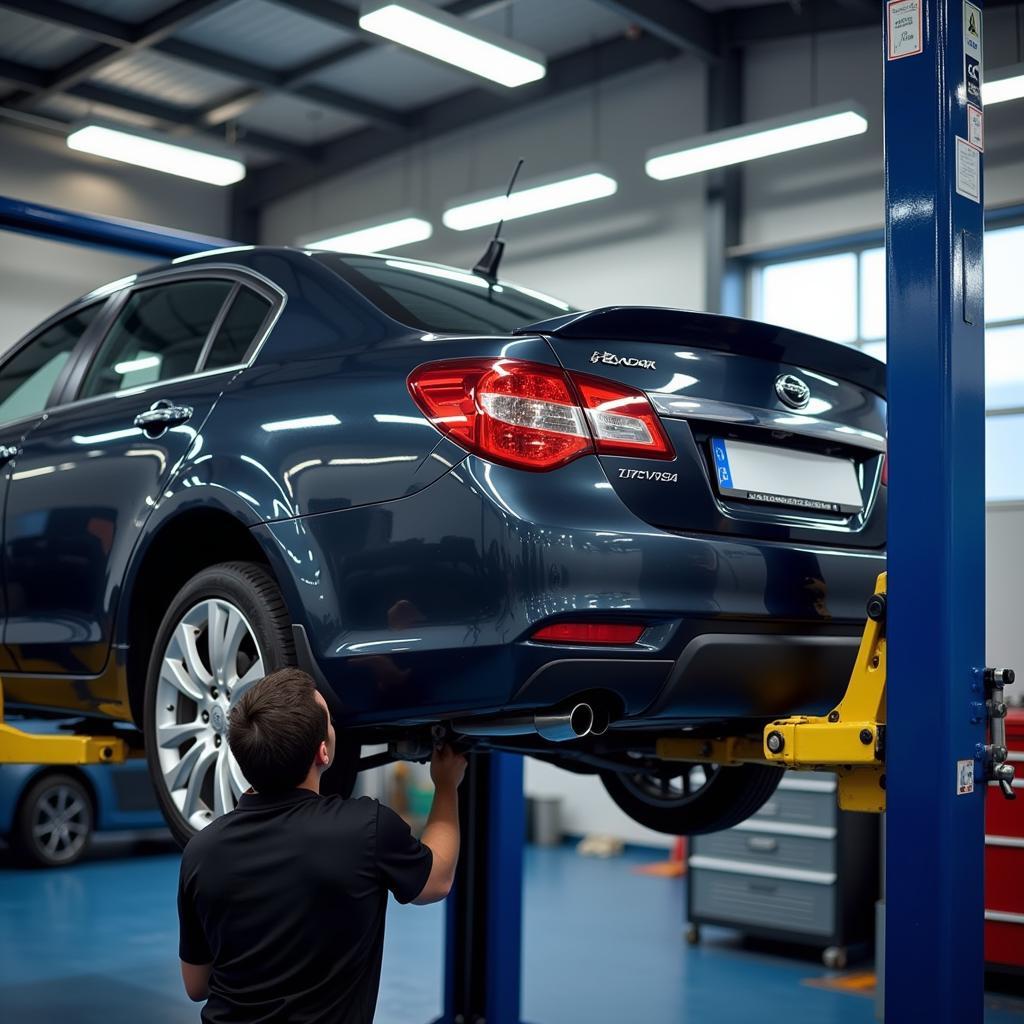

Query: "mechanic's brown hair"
<box><xmin>228</xmin><ymin>668</ymin><xmax>327</xmax><ymax>794</ymax></box>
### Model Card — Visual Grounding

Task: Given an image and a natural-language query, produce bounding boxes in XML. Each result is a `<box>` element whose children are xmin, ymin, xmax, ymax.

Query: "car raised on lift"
<box><xmin>0</xmin><ymin>246</ymin><xmax>885</xmax><ymax>845</ymax></box>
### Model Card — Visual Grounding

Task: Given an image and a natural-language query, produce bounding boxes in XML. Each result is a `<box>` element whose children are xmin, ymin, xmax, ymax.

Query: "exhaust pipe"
<box><xmin>451</xmin><ymin>702</ymin><xmax>594</xmax><ymax>743</ymax></box>
<box><xmin>589</xmin><ymin>705</ymin><xmax>611</xmax><ymax>737</ymax></box>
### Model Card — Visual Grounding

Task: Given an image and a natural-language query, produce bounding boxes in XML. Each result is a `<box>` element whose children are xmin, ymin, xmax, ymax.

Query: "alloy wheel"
<box><xmin>154</xmin><ymin>599</ymin><xmax>263</xmax><ymax>831</ymax></box>
<box><xmin>618</xmin><ymin>763</ymin><xmax>721</xmax><ymax>808</ymax></box>
<box><xmin>30</xmin><ymin>782</ymin><xmax>90</xmax><ymax>863</ymax></box>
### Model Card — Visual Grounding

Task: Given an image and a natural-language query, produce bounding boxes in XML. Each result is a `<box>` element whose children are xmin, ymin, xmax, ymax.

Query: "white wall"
<box><xmin>0</xmin><ymin>121</ymin><xmax>230</xmax><ymax>349</ymax></box>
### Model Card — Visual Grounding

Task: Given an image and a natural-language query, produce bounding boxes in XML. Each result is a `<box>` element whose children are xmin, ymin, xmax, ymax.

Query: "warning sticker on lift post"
<box><xmin>968</xmin><ymin>104</ymin><xmax>984</xmax><ymax>150</ymax></box>
<box><xmin>956</xmin><ymin>137</ymin><xmax>981</xmax><ymax>202</ymax></box>
<box><xmin>957</xmin><ymin>759</ymin><xmax>975</xmax><ymax>795</ymax></box>
<box><xmin>887</xmin><ymin>0</ymin><xmax>922</xmax><ymax>59</ymax></box>
<box><xmin>964</xmin><ymin>0</ymin><xmax>983</xmax><ymax>108</ymax></box>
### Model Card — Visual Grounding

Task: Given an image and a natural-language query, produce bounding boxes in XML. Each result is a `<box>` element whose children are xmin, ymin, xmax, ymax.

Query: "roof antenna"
<box><xmin>473</xmin><ymin>158</ymin><xmax>523</xmax><ymax>283</ymax></box>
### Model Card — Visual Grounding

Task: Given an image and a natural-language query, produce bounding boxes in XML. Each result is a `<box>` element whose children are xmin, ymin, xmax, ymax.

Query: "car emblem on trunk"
<box><xmin>591</xmin><ymin>351</ymin><xmax>657</xmax><ymax>370</ymax></box>
<box><xmin>775</xmin><ymin>374</ymin><xmax>811</xmax><ymax>410</ymax></box>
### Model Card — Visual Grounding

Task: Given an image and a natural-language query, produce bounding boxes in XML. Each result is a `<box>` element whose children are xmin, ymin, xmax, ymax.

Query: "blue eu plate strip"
<box><xmin>711</xmin><ymin>438</ymin><xmax>733</xmax><ymax>489</ymax></box>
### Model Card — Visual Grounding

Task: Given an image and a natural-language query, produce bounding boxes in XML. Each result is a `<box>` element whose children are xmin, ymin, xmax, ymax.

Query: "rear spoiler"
<box><xmin>517</xmin><ymin>306</ymin><xmax>886</xmax><ymax>399</ymax></box>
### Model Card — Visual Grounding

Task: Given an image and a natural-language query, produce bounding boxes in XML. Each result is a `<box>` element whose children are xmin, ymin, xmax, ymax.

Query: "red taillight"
<box><xmin>571</xmin><ymin>371</ymin><xmax>674</xmax><ymax>460</ymax></box>
<box><xmin>881</xmin><ymin>453</ymin><xmax>888</xmax><ymax>486</ymax></box>
<box><xmin>407</xmin><ymin>357</ymin><xmax>674</xmax><ymax>471</ymax></box>
<box><xmin>531</xmin><ymin>622</ymin><xmax>647</xmax><ymax>645</ymax></box>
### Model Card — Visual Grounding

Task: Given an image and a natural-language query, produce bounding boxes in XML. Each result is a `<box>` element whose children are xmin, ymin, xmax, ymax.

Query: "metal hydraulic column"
<box><xmin>883</xmin><ymin>0</ymin><xmax>988</xmax><ymax>1019</ymax></box>
<box><xmin>434</xmin><ymin>752</ymin><xmax>527</xmax><ymax>1024</ymax></box>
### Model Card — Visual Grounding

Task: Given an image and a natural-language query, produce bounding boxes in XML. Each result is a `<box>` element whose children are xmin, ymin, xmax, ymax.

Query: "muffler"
<box><xmin>451</xmin><ymin>702</ymin><xmax>595</xmax><ymax>743</ymax></box>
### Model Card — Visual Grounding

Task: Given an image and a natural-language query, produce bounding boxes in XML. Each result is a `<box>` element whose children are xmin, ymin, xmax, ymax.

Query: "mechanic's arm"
<box><xmin>413</xmin><ymin>746</ymin><xmax>466</xmax><ymax>905</ymax></box>
<box><xmin>180</xmin><ymin>961</ymin><xmax>211</xmax><ymax>1002</ymax></box>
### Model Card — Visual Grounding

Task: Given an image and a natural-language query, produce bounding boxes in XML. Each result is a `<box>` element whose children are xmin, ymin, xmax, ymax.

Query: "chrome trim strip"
<box><xmin>777</xmin><ymin>776</ymin><xmax>837</xmax><ymax>793</ymax></box>
<box><xmin>688</xmin><ymin>854</ymin><xmax>836</xmax><ymax>885</ymax></box>
<box><xmin>988</xmin><ymin>778</ymin><xmax>1024</xmax><ymax>788</ymax></box>
<box><xmin>985</xmin><ymin>910</ymin><xmax>1024</xmax><ymax>924</ymax></box>
<box><xmin>985</xmin><ymin>835</ymin><xmax>1024</xmax><ymax>848</ymax></box>
<box><xmin>649</xmin><ymin>394</ymin><xmax>886</xmax><ymax>453</ymax></box>
<box><xmin>734</xmin><ymin>819</ymin><xmax>837</xmax><ymax>840</ymax></box>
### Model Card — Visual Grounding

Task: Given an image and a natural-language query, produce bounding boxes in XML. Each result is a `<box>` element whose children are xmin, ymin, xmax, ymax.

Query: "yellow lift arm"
<box><xmin>0</xmin><ymin>678</ymin><xmax>127</xmax><ymax>765</ymax></box>
<box><xmin>657</xmin><ymin>572</ymin><xmax>888</xmax><ymax>813</ymax></box>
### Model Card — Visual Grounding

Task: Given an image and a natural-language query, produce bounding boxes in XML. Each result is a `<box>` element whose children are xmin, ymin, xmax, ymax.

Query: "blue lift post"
<box><xmin>884</xmin><ymin>0</ymin><xmax>988</xmax><ymax>1020</ymax></box>
<box><xmin>436</xmin><ymin>752</ymin><xmax>527</xmax><ymax>1024</ymax></box>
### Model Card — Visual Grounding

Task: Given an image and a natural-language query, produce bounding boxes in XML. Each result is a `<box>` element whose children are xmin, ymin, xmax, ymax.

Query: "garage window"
<box><xmin>79</xmin><ymin>279</ymin><xmax>233</xmax><ymax>399</ymax></box>
<box><xmin>751</xmin><ymin>221</ymin><xmax>1024</xmax><ymax>500</ymax></box>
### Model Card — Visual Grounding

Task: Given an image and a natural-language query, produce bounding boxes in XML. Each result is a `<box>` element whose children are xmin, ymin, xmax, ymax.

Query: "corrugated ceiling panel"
<box><xmin>176</xmin><ymin>0</ymin><xmax>356</xmax><ymax>71</ymax></box>
<box><xmin>34</xmin><ymin>94</ymin><xmax>161</xmax><ymax>130</ymax></box>
<box><xmin>311</xmin><ymin>46</ymin><xmax>470</xmax><ymax>110</ymax></box>
<box><xmin>89</xmin><ymin>50</ymin><xmax>241</xmax><ymax>107</ymax></box>
<box><xmin>61</xmin><ymin>0</ymin><xmax>186</xmax><ymax>23</ymax></box>
<box><xmin>237</xmin><ymin>91</ymin><xmax>365</xmax><ymax>144</ymax></box>
<box><xmin>470</xmin><ymin>0</ymin><xmax>629</xmax><ymax>59</ymax></box>
<box><xmin>0</xmin><ymin>9</ymin><xmax>94</xmax><ymax>69</ymax></box>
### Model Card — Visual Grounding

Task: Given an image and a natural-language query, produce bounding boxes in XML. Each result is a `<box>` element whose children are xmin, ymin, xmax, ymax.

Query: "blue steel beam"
<box><xmin>0</xmin><ymin>195</ymin><xmax>235</xmax><ymax>260</ymax></box>
<box><xmin>883</xmin><ymin>0</ymin><xmax>987</xmax><ymax>1019</ymax></box>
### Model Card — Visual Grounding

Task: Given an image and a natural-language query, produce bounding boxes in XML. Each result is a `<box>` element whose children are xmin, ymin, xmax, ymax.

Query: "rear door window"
<box><xmin>79</xmin><ymin>279</ymin><xmax>233</xmax><ymax>399</ymax></box>
<box><xmin>0</xmin><ymin>303</ymin><xmax>100</xmax><ymax>424</ymax></box>
<box><xmin>203</xmin><ymin>288</ymin><xmax>272</xmax><ymax>371</ymax></box>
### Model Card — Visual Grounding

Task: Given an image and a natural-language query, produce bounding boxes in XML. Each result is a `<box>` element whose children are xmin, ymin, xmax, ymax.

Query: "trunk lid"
<box><xmin>519</xmin><ymin>307</ymin><xmax>886</xmax><ymax>549</ymax></box>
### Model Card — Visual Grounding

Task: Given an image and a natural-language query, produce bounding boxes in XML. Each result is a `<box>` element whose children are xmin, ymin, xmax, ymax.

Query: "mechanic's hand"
<box><xmin>431</xmin><ymin>745</ymin><xmax>467</xmax><ymax>791</ymax></box>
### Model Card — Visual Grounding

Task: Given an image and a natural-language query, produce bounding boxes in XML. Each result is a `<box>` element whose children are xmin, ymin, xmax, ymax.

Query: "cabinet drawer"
<box><xmin>985</xmin><ymin>914</ymin><xmax>1024</xmax><ymax>970</ymax></box>
<box><xmin>690</xmin><ymin>865</ymin><xmax>835</xmax><ymax>937</ymax></box>
<box><xmin>984</xmin><ymin>840</ymin><xmax>1024</xmax><ymax>915</ymax></box>
<box><xmin>692</xmin><ymin>827</ymin><xmax>835</xmax><ymax>874</ymax></box>
<box><xmin>754</xmin><ymin>782</ymin><xmax>836</xmax><ymax>829</ymax></box>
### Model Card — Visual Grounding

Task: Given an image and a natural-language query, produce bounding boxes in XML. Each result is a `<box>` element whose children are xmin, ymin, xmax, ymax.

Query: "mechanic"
<box><xmin>176</xmin><ymin>667</ymin><xmax>466</xmax><ymax>1023</ymax></box>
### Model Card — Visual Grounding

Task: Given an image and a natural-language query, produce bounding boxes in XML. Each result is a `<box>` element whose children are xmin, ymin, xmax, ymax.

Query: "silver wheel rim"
<box><xmin>31</xmin><ymin>783</ymin><xmax>90</xmax><ymax>862</ymax></box>
<box><xmin>155</xmin><ymin>598</ymin><xmax>262</xmax><ymax>832</ymax></box>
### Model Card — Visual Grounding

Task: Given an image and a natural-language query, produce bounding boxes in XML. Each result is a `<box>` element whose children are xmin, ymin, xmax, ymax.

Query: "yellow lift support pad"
<box><xmin>0</xmin><ymin>678</ymin><xmax>127</xmax><ymax>766</ymax></box>
<box><xmin>657</xmin><ymin>572</ymin><xmax>888</xmax><ymax>813</ymax></box>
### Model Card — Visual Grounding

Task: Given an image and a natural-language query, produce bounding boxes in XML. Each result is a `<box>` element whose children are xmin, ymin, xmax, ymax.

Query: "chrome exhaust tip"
<box><xmin>589</xmin><ymin>705</ymin><xmax>611</xmax><ymax>737</ymax></box>
<box><xmin>535</xmin><ymin>703</ymin><xmax>594</xmax><ymax>742</ymax></box>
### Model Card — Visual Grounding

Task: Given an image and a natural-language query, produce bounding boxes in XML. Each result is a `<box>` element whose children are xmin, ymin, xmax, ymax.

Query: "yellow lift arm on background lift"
<box><xmin>0</xmin><ymin>678</ymin><xmax>127</xmax><ymax>765</ymax></box>
<box><xmin>657</xmin><ymin>572</ymin><xmax>888</xmax><ymax>813</ymax></box>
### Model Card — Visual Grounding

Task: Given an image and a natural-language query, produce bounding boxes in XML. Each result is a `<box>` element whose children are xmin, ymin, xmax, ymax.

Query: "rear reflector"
<box><xmin>408</xmin><ymin>357</ymin><xmax>674</xmax><ymax>471</ymax></box>
<box><xmin>531</xmin><ymin>622</ymin><xmax>647</xmax><ymax>645</ymax></box>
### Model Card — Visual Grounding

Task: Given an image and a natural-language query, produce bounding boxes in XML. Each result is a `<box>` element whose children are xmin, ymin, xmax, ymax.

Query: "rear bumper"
<box><xmin>255</xmin><ymin>455</ymin><xmax>883</xmax><ymax>726</ymax></box>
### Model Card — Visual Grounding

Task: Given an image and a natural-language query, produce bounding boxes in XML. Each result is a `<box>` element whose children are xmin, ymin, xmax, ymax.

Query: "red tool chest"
<box><xmin>985</xmin><ymin>709</ymin><xmax>1024</xmax><ymax>971</ymax></box>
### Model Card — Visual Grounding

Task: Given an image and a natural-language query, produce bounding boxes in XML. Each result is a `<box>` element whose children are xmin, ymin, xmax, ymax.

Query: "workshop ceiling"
<box><xmin>0</xmin><ymin>0</ymin><xmax>1014</xmax><ymax>203</ymax></box>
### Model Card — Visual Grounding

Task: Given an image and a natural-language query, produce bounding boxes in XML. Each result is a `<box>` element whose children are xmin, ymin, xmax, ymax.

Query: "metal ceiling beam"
<box><xmin>238</xmin><ymin>31</ymin><xmax>678</xmax><ymax>211</ymax></box>
<box><xmin>0</xmin><ymin>57</ymin><xmax>47</xmax><ymax>91</ymax></box>
<box><xmin>0</xmin><ymin>0</ymin><xmax>134</xmax><ymax>46</ymax></box>
<box><xmin>588</xmin><ymin>0</ymin><xmax>718</xmax><ymax>60</ymax></box>
<box><xmin>9</xmin><ymin>0</ymin><xmax>234</xmax><ymax>106</ymax></box>
<box><xmin>155</xmin><ymin>37</ymin><xmax>410</xmax><ymax>128</ymax></box>
<box><xmin>68</xmin><ymin>82</ymin><xmax>316</xmax><ymax>162</ymax></box>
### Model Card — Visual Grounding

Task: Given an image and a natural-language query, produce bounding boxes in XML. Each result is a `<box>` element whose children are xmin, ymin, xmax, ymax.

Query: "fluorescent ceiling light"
<box><xmin>360</xmin><ymin>0</ymin><xmax>545</xmax><ymax>88</ymax></box>
<box><xmin>306</xmin><ymin>217</ymin><xmax>433</xmax><ymax>254</ymax></box>
<box><xmin>646</xmin><ymin>102</ymin><xmax>869</xmax><ymax>181</ymax></box>
<box><xmin>115</xmin><ymin>355</ymin><xmax>160</xmax><ymax>375</ymax></box>
<box><xmin>983</xmin><ymin>64</ymin><xmax>1024</xmax><ymax>105</ymax></box>
<box><xmin>67</xmin><ymin>124</ymin><xmax>245</xmax><ymax>186</ymax></box>
<box><xmin>443</xmin><ymin>171</ymin><xmax>618</xmax><ymax>231</ymax></box>
<box><xmin>261</xmin><ymin>415</ymin><xmax>341</xmax><ymax>432</ymax></box>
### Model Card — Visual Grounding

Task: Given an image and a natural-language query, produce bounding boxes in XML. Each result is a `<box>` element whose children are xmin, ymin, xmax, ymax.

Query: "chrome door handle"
<box><xmin>134</xmin><ymin>401</ymin><xmax>193</xmax><ymax>432</ymax></box>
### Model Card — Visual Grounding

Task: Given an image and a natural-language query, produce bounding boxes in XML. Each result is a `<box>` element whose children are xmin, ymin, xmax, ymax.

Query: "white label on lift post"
<box><xmin>968</xmin><ymin>104</ymin><xmax>984</xmax><ymax>150</ymax></box>
<box><xmin>887</xmin><ymin>0</ymin><xmax>923</xmax><ymax>59</ymax></box>
<box><xmin>957</xmin><ymin>759</ymin><xmax>975</xmax><ymax>795</ymax></box>
<box><xmin>955</xmin><ymin>137</ymin><xmax>981</xmax><ymax>202</ymax></box>
<box><xmin>964</xmin><ymin>1</ymin><xmax>983</xmax><ymax>107</ymax></box>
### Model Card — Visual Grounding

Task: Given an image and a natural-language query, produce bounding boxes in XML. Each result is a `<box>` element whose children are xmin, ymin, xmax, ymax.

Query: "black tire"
<box><xmin>11</xmin><ymin>772</ymin><xmax>94</xmax><ymax>867</ymax></box>
<box><xmin>143</xmin><ymin>561</ymin><xmax>356</xmax><ymax>847</ymax></box>
<box><xmin>599</xmin><ymin>761</ymin><xmax>783</xmax><ymax>836</ymax></box>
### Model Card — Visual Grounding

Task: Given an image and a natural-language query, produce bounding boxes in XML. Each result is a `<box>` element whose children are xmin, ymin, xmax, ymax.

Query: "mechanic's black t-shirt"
<box><xmin>178</xmin><ymin>789</ymin><xmax>433</xmax><ymax>1024</ymax></box>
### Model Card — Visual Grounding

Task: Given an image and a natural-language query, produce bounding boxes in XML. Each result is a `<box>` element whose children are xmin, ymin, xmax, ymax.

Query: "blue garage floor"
<box><xmin>0</xmin><ymin>838</ymin><xmax>1021</xmax><ymax>1023</ymax></box>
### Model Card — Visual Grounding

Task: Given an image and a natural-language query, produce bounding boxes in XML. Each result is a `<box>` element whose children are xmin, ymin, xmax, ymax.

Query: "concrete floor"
<box><xmin>0</xmin><ymin>836</ymin><xmax>1021</xmax><ymax>1023</ymax></box>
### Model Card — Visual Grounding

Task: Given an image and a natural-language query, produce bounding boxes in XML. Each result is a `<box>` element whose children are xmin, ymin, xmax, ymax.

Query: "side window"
<box><xmin>0</xmin><ymin>304</ymin><xmax>100</xmax><ymax>424</ymax></box>
<box><xmin>204</xmin><ymin>288</ymin><xmax>272</xmax><ymax>371</ymax></box>
<box><xmin>79</xmin><ymin>279</ymin><xmax>233</xmax><ymax>399</ymax></box>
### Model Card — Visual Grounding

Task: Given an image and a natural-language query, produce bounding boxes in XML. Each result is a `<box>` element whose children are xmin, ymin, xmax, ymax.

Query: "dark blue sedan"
<box><xmin>0</xmin><ymin>247</ymin><xmax>885</xmax><ymax>844</ymax></box>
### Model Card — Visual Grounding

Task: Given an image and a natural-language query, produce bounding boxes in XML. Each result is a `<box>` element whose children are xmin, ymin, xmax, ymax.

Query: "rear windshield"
<box><xmin>312</xmin><ymin>252</ymin><xmax>573</xmax><ymax>334</ymax></box>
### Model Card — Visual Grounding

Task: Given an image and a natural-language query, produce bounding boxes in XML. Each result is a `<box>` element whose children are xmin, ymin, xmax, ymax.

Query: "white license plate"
<box><xmin>711</xmin><ymin>438</ymin><xmax>863</xmax><ymax>514</ymax></box>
